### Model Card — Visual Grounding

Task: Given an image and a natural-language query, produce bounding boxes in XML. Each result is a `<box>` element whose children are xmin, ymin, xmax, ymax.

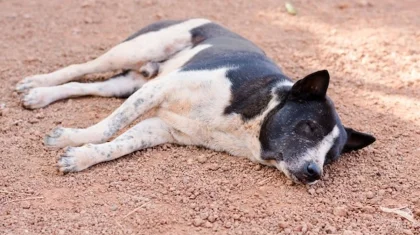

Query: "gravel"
<box><xmin>1</xmin><ymin>0</ymin><xmax>419</xmax><ymax>234</ymax></box>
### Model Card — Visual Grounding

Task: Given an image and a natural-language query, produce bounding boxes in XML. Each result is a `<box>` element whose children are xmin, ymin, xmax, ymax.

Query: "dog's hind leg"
<box><xmin>16</xmin><ymin>18</ymin><xmax>210</xmax><ymax>92</ymax></box>
<box><xmin>22</xmin><ymin>70</ymin><xmax>148</xmax><ymax>109</ymax></box>
<box><xmin>57</xmin><ymin>117</ymin><xmax>173</xmax><ymax>173</ymax></box>
<box><xmin>44</xmin><ymin>75</ymin><xmax>170</xmax><ymax>148</ymax></box>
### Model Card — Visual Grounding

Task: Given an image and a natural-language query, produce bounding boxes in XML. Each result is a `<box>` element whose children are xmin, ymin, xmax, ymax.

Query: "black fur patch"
<box><xmin>258</xmin><ymin>94</ymin><xmax>289</xmax><ymax>159</ymax></box>
<box><xmin>190</xmin><ymin>23</ymin><xmax>246</xmax><ymax>47</ymax></box>
<box><xmin>224</xmin><ymin>76</ymin><xmax>281</xmax><ymax>120</ymax></box>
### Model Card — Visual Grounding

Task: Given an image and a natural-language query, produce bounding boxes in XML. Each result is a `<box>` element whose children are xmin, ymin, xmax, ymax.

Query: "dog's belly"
<box><xmin>156</xmin><ymin>68</ymin><xmax>263</xmax><ymax>161</ymax></box>
<box><xmin>159</xmin><ymin>111</ymin><xmax>255</xmax><ymax>158</ymax></box>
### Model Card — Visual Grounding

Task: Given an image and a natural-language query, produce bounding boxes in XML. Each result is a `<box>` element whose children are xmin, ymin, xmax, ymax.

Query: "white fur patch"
<box><xmin>22</xmin><ymin>71</ymin><xmax>146</xmax><ymax>109</ymax></box>
<box><xmin>296</xmin><ymin>125</ymin><xmax>340</xmax><ymax>171</ymax></box>
<box><xmin>159</xmin><ymin>44</ymin><xmax>212</xmax><ymax>76</ymax></box>
<box><xmin>275</xmin><ymin>80</ymin><xmax>294</xmax><ymax>88</ymax></box>
<box><xmin>307</xmin><ymin>125</ymin><xmax>340</xmax><ymax>167</ymax></box>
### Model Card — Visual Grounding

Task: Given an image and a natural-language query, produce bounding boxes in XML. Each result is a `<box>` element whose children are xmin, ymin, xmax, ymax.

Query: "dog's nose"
<box><xmin>305</xmin><ymin>162</ymin><xmax>322</xmax><ymax>181</ymax></box>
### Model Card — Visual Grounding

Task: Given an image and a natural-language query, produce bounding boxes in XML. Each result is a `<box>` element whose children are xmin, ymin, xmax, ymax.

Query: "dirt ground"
<box><xmin>0</xmin><ymin>0</ymin><xmax>419</xmax><ymax>234</ymax></box>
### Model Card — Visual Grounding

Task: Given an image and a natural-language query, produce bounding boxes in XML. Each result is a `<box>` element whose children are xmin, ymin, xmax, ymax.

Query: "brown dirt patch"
<box><xmin>1</xmin><ymin>0</ymin><xmax>419</xmax><ymax>234</ymax></box>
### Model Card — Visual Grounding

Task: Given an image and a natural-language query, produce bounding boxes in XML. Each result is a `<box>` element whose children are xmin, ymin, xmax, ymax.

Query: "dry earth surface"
<box><xmin>1</xmin><ymin>0</ymin><xmax>419</xmax><ymax>234</ymax></box>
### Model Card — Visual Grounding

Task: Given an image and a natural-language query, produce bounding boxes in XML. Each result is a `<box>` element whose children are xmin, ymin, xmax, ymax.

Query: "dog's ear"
<box><xmin>290</xmin><ymin>70</ymin><xmax>330</xmax><ymax>99</ymax></box>
<box><xmin>342</xmin><ymin>127</ymin><xmax>376</xmax><ymax>153</ymax></box>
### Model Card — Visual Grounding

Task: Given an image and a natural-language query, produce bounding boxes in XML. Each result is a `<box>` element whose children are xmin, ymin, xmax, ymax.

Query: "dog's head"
<box><xmin>260</xmin><ymin>70</ymin><xmax>375</xmax><ymax>184</ymax></box>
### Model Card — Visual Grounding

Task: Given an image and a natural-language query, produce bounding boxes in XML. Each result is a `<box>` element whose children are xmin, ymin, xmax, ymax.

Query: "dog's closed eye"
<box><xmin>295</xmin><ymin>120</ymin><xmax>322</xmax><ymax>137</ymax></box>
<box><xmin>296</xmin><ymin>120</ymin><xmax>315</xmax><ymax>133</ymax></box>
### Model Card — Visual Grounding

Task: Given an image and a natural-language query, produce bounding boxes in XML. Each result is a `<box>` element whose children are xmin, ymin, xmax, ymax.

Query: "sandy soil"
<box><xmin>1</xmin><ymin>0</ymin><xmax>419</xmax><ymax>234</ymax></box>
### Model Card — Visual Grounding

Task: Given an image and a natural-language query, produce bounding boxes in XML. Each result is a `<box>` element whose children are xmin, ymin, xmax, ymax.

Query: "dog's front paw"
<box><xmin>44</xmin><ymin>127</ymin><xmax>81</xmax><ymax>148</ymax></box>
<box><xmin>22</xmin><ymin>87</ymin><xmax>53</xmax><ymax>109</ymax></box>
<box><xmin>57</xmin><ymin>146</ymin><xmax>95</xmax><ymax>173</ymax></box>
<box><xmin>16</xmin><ymin>75</ymin><xmax>49</xmax><ymax>93</ymax></box>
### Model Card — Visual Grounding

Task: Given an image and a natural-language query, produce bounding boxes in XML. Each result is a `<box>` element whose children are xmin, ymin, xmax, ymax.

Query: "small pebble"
<box><xmin>197</xmin><ymin>155</ymin><xmax>207</xmax><ymax>164</ymax></box>
<box><xmin>0</xmin><ymin>103</ymin><xmax>6</xmax><ymax>116</ymax></box>
<box><xmin>366</xmin><ymin>191</ymin><xmax>375</xmax><ymax>199</ymax></box>
<box><xmin>333</xmin><ymin>206</ymin><xmax>348</xmax><ymax>217</ymax></box>
<box><xmin>286</xmin><ymin>180</ymin><xmax>295</xmax><ymax>186</ymax></box>
<box><xmin>28</xmin><ymin>118</ymin><xmax>39</xmax><ymax>124</ymax></box>
<box><xmin>357</xmin><ymin>0</ymin><xmax>373</xmax><ymax>7</ymax></box>
<box><xmin>414</xmin><ymin>208</ymin><xmax>420</xmax><ymax>217</ymax></box>
<box><xmin>221</xmin><ymin>165</ymin><xmax>230</xmax><ymax>172</ymax></box>
<box><xmin>35</xmin><ymin>113</ymin><xmax>45</xmax><ymax>119</ymax></box>
<box><xmin>155</xmin><ymin>12</ymin><xmax>164</xmax><ymax>19</ymax></box>
<box><xmin>343</xmin><ymin>230</ymin><xmax>355</xmax><ymax>235</ymax></box>
<box><xmin>308</xmin><ymin>188</ymin><xmax>316</xmax><ymax>195</ymax></box>
<box><xmin>285</xmin><ymin>2</ymin><xmax>297</xmax><ymax>15</ymax></box>
<box><xmin>301</xmin><ymin>223</ymin><xmax>308</xmax><ymax>233</ymax></box>
<box><xmin>223</xmin><ymin>221</ymin><xmax>232</xmax><ymax>228</ymax></box>
<box><xmin>22</xmin><ymin>201</ymin><xmax>31</xmax><ymax>209</ymax></box>
<box><xmin>337</xmin><ymin>3</ymin><xmax>350</xmax><ymax>9</ymax></box>
<box><xmin>402</xmin><ymin>229</ymin><xmax>413</xmax><ymax>235</ymax></box>
<box><xmin>110</xmin><ymin>205</ymin><xmax>118</xmax><ymax>211</ymax></box>
<box><xmin>207</xmin><ymin>164</ymin><xmax>220</xmax><ymax>171</ymax></box>
<box><xmin>208</xmin><ymin>215</ymin><xmax>216</xmax><ymax>223</ymax></box>
<box><xmin>362</xmin><ymin>206</ymin><xmax>376</xmax><ymax>213</ymax></box>
<box><xmin>254</xmin><ymin>164</ymin><xmax>262</xmax><ymax>171</ymax></box>
<box><xmin>81</xmin><ymin>2</ymin><xmax>91</xmax><ymax>8</ymax></box>
<box><xmin>354</xmin><ymin>202</ymin><xmax>363</xmax><ymax>209</ymax></box>
<box><xmin>12</xmin><ymin>119</ymin><xmax>22</xmax><ymax>126</ymax></box>
<box><xmin>232</xmin><ymin>214</ymin><xmax>241</xmax><ymax>220</ymax></box>
<box><xmin>204</xmin><ymin>221</ymin><xmax>213</xmax><ymax>228</ymax></box>
<box><xmin>193</xmin><ymin>218</ymin><xmax>204</xmax><ymax>227</ymax></box>
<box><xmin>81</xmin><ymin>0</ymin><xmax>95</xmax><ymax>8</ymax></box>
<box><xmin>378</xmin><ymin>189</ymin><xmax>386</xmax><ymax>196</ymax></box>
<box><xmin>84</xmin><ymin>17</ymin><xmax>93</xmax><ymax>24</ymax></box>
<box><xmin>325</xmin><ymin>225</ymin><xmax>337</xmax><ymax>234</ymax></box>
<box><xmin>199</xmin><ymin>212</ymin><xmax>209</xmax><ymax>220</ymax></box>
<box><xmin>278</xmin><ymin>221</ymin><xmax>289</xmax><ymax>229</ymax></box>
<box><xmin>293</xmin><ymin>225</ymin><xmax>303</xmax><ymax>232</ymax></box>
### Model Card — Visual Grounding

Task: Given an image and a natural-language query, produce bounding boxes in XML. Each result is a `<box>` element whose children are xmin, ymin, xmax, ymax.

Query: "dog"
<box><xmin>16</xmin><ymin>19</ymin><xmax>376</xmax><ymax>184</ymax></box>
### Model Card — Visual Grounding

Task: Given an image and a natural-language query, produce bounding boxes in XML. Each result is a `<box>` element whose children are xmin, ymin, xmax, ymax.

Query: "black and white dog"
<box><xmin>16</xmin><ymin>19</ymin><xmax>375</xmax><ymax>184</ymax></box>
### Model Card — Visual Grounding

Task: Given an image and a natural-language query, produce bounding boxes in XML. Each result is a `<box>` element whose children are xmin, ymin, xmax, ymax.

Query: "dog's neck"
<box><xmin>257</xmin><ymin>78</ymin><xmax>294</xmax><ymax>160</ymax></box>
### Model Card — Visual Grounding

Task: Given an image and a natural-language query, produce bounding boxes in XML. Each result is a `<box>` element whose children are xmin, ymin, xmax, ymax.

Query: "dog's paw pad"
<box><xmin>16</xmin><ymin>78</ymin><xmax>34</xmax><ymax>93</ymax></box>
<box><xmin>15</xmin><ymin>74</ymin><xmax>51</xmax><ymax>92</ymax></box>
<box><xmin>48</xmin><ymin>127</ymin><xmax>65</xmax><ymax>138</ymax></box>
<box><xmin>57</xmin><ymin>148</ymin><xmax>79</xmax><ymax>173</ymax></box>
<box><xmin>57</xmin><ymin>146</ymin><xmax>94</xmax><ymax>173</ymax></box>
<box><xmin>22</xmin><ymin>88</ymin><xmax>51</xmax><ymax>109</ymax></box>
<box><xmin>16</xmin><ymin>76</ymin><xmax>44</xmax><ymax>92</ymax></box>
<box><xmin>45</xmin><ymin>127</ymin><xmax>72</xmax><ymax>148</ymax></box>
